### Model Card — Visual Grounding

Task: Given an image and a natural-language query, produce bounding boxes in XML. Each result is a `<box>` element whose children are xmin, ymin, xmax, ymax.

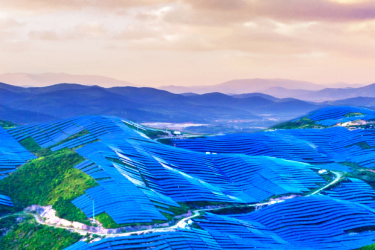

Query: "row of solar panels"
<box><xmin>0</xmin><ymin>127</ymin><xmax>35</xmax><ymax>181</ymax></box>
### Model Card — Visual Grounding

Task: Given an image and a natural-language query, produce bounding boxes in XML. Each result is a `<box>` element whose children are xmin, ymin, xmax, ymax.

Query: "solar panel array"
<box><xmin>4</xmin><ymin>107</ymin><xmax>375</xmax><ymax>249</ymax></box>
<box><xmin>232</xmin><ymin>195</ymin><xmax>375</xmax><ymax>249</ymax></box>
<box><xmin>7</xmin><ymin>116</ymin><xmax>141</xmax><ymax>149</ymax></box>
<box><xmin>5</xmin><ymin>115</ymin><xmax>326</xmax><ymax>224</ymax></box>
<box><xmin>0</xmin><ymin>194</ymin><xmax>13</xmax><ymax>207</ymax></box>
<box><xmin>307</xmin><ymin>106</ymin><xmax>375</xmax><ymax>125</ymax></box>
<box><xmin>291</xmin><ymin>106</ymin><xmax>375</xmax><ymax>126</ymax></box>
<box><xmin>0</xmin><ymin>126</ymin><xmax>35</xmax><ymax>180</ymax></box>
<box><xmin>173</xmin><ymin>126</ymin><xmax>375</xmax><ymax>169</ymax></box>
<box><xmin>323</xmin><ymin>178</ymin><xmax>375</xmax><ymax>208</ymax></box>
<box><xmin>71</xmin><ymin>131</ymin><xmax>324</xmax><ymax>224</ymax></box>
<box><xmin>66</xmin><ymin>196</ymin><xmax>375</xmax><ymax>250</ymax></box>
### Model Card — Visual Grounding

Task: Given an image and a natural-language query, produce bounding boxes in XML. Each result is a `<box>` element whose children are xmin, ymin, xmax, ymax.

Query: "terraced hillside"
<box><xmin>1</xmin><ymin>107</ymin><xmax>375</xmax><ymax>249</ymax></box>
<box><xmin>173</xmin><ymin>106</ymin><xmax>375</xmax><ymax>171</ymax></box>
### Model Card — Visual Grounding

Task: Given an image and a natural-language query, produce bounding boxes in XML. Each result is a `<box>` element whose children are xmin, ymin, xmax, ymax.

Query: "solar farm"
<box><xmin>2</xmin><ymin>106</ymin><xmax>375</xmax><ymax>249</ymax></box>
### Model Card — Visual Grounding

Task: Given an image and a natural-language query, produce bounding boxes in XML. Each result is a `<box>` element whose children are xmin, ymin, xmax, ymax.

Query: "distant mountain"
<box><xmin>180</xmin><ymin>92</ymin><xmax>199</xmax><ymax>96</ymax></box>
<box><xmin>326</xmin><ymin>82</ymin><xmax>367</xmax><ymax>88</ymax></box>
<box><xmin>329</xmin><ymin>97</ymin><xmax>375</xmax><ymax>107</ymax></box>
<box><xmin>0</xmin><ymin>73</ymin><xmax>135</xmax><ymax>88</ymax></box>
<box><xmin>160</xmin><ymin>79</ymin><xmax>327</xmax><ymax>94</ymax></box>
<box><xmin>262</xmin><ymin>87</ymin><xmax>313</xmax><ymax>99</ymax></box>
<box><xmin>264</xmin><ymin>83</ymin><xmax>375</xmax><ymax>101</ymax></box>
<box><xmin>232</xmin><ymin>93</ymin><xmax>278</xmax><ymax>101</ymax></box>
<box><xmin>0</xmin><ymin>82</ymin><xmax>323</xmax><ymax>125</ymax></box>
<box><xmin>0</xmin><ymin>105</ymin><xmax>57</xmax><ymax>124</ymax></box>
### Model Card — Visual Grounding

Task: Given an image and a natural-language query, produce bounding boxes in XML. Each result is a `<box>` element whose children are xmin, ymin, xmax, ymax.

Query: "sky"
<box><xmin>0</xmin><ymin>0</ymin><xmax>375</xmax><ymax>87</ymax></box>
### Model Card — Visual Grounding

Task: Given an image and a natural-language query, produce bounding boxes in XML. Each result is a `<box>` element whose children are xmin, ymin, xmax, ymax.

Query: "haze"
<box><xmin>1</xmin><ymin>0</ymin><xmax>375</xmax><ymax>87</ymax></box>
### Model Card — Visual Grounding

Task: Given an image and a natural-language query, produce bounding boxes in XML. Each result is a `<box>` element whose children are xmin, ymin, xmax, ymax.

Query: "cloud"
<box><xmin>0</xmin><ymin>0</ymin><xmax>174</xmax><ymax>13</ymax></box>
<box><xmin>1</xmin><ymin>0</ymin><xmax>375</xmax><ymax>86</ymax></box>
<box><xmin>171</xmin><ymin>0</ymin><xmax>375</xmax><ymax>26</ymax></box>
<box><xmin>28</xmin><ymin>23</ymin><xmax>108</xmax><ymax>40</ymax></box>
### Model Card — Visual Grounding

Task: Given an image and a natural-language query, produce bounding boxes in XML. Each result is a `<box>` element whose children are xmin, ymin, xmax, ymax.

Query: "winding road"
<box><xmin>1</xmin><ymin>171</ymin><xmax>343</xmax><ymax>239</ymax></box>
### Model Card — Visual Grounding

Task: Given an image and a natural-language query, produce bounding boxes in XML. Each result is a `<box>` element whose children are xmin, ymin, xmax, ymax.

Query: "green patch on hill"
<box><xmin>271</xmin><ymin>117</ymin><xmax>324</xmax><ymax>130</ymax></box>
<box><xmin>0</xmin><ymin>147</ymin><xmax>97</xmax><ymax>225</ymax></box>
<box><xmin>346</xmin><ymin>169</ymin><xmax>375</xmax><ymax>190</ymax></box>
<box><xmin>51</xmin><ymin>129</ymin><xmax>91</xmax><ymax>149</ymax></box>
<box><xmin>19</xmin><ymin>137</ymin><xmax>52</xmax><ymax>157</ymax></box>
<box><xmin>0</xmin><ymin>119</ymin><xmax>17</xmax><ymax>129</ymax></box>
<box><xmin>123</xmin><ymin>122</ymin><xmax>168</xmax><ymax>139</ymax></box>
<box><xmin>157</xmin><ymin>138</ymin><xmax>174</xmax><ymax>146</ymax></box>
<box><xmin>346</xmin><ymin>141</ymin><xmax>373</xmax><ymax>150</ymax></box>
<box><xmin>359</xmin><ymin>243</ymin><xmax>375</xmax><ymax>249</ymax></box>
<box><xmin>344</xmin><ymin>112</ymin><xmax>364</xmax><ymax>118</ymax></box>
<box><xmin>0</xmin><ymin>215</ymin><xmax>81</xmax><ymax>250</ymax></box>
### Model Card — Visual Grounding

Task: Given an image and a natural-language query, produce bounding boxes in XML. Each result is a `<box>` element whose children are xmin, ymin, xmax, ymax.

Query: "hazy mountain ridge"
<box><xmin>160</xmin><ymin>78</ymin><xmax>367</xmax><ymax>95</ymax></box>
<box><xmin>264</xmin><ymin>83</ymin><xmax>375</xmax><ymax>101</ymax></box>
<box><xmin>160</xmin><ymin>78</ymin><xmax>326</xmax><ymax>94</ymax></box>
<box><xmin>2</xmin><ymin>81</ymin><xmax>375</xmax><ymax>128</ymax></box>
<box><xmin>0</xmin><ymin>73</ymin><xmax>135</xmax><ymax>88</ymax></box>
<box><xmin>0</xmin><ymin>82</ymin><xmax>322</xmax><ymax>126</ymax></box>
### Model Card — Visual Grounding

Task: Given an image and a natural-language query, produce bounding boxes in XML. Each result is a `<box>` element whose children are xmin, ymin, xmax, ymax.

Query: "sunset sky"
<box><xmin>1</xmin><ymin>0</ymin><xmax>375</xmax><ymax>87</ymax></box>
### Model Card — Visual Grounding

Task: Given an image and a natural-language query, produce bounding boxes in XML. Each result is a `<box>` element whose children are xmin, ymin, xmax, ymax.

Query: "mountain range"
<box><xmin>0</xmin><ymin>82</ymin><xmax>322</xmax><ymax>126</ymax></box>
<box><xmin>160</xmin><ymin>79</ymin><xmax>367</xmax><ymax>95</ymax></box>
<box><xmin>0</xmin><ymin>73</ymin><xmax>367</xmax><ymax>96</ymax></box>
<box><xmin>2</xmin><ymin>80</ymin><xmax>375</xmax><ymax>128</ymax></box>
<box><xmin>0</xmin><ymin>73</ymin><xmax>135</xmax><ymax>88</ymax></box>
<box><xmin>264</xmin><ymin>83</ymin><xmax>375</xmax><ymax>101</ymax></box>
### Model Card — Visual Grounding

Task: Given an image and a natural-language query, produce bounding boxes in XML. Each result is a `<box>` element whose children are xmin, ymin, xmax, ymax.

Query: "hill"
<box><xmin>272</xmin><ymin>106</ymin><xmax>375</xmax><ymax>129</ymax></box>
<box><xmin>263</xmin><ymin>83</ymin><xmax>375</xmax><ymax>101</ymax></box>
<box><xmin>0</xmin><ymin>105</ymin><xmax>58</xmax><ymax>124</ymax></box>
<box><xmin>160</xmin><ymin>78</ymin><xmax>326</xmax><ymax>94</ymax></box>
<box><xmin>0</xmin><ymin>73</ymin><xmax>135</xmax><ymax>88</ymax></box>
<box><xmin>1</xmin><ymin>112</ymin><xmax>375</xmax><ymax>249</ymax></box>
<box><xmin>0</xmin><ymin>82</ymin><xmax>324</xmax><ymax>128</ymax></box>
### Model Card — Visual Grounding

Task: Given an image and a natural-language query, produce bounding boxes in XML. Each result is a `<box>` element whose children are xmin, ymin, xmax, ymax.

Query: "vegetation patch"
<box><xmin>157</xmin><ymin>138</ymin><xmax>174</xmax><ymax>146</ymax></box>
<box><xmin>359</xmin><ymin>243</ymin><xmax>375</xmax><ymax>250</ymax></box>
<box><xmin>271</xmin><ymin>117</ymin><xmax>324</xmax><ymax>130</ymax></box>
<box><xmin>340</xmin><ymin>161</ymin><xmax>362</xmax><ymax>169</ymax></box>
<box><xmin>51</xmin><ymin>129</ymin><xmax>90</xmax><ymax>148</ymax></box>
<box><xmin>346</xmin><ymin>169</ymin><xmax>375</xmax><ymax>190</ymax></box>
<box><xmin>346</xmin><ymin>141</ymin><xmax>373</xmax><ymax>150</ymax></box>
<box><xmin>0</xmin><ymin>216</ymin><xmax>81</xmax><ymax>250</ymax></box>
<box><xmin>0</xmin><ymin>148</ymin><xmax>97</xmax><ymax>225</ymax></box>
<box><xmin>0</xmin><ymin>119</ymin><xmax>17</xmax><ymax>129</ymax></box>
<box><xmin>123</xmin><ymin>122</ymin><xmax>168</xmax><ymax>139</ymax></box>
<box><xmin>344</xmin><ymin>112</ymin><xmax>364</xmax><ymax>118</ymax></box>
<box><xmin>19</xmin><ymin>137</ymin><xmax>52</xmax><ymax>157</ymax></box>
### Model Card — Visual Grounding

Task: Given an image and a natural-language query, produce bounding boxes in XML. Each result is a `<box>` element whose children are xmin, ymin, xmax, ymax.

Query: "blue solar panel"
<box><xmin>0</xmin><ymin>126</ymin><xmax>35</xmax><ymax>179</ymax></box>
<box><xmin>0</xmin><ymin>194</ymin><xmax>13</xmax><ymax>207</ymax></box>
